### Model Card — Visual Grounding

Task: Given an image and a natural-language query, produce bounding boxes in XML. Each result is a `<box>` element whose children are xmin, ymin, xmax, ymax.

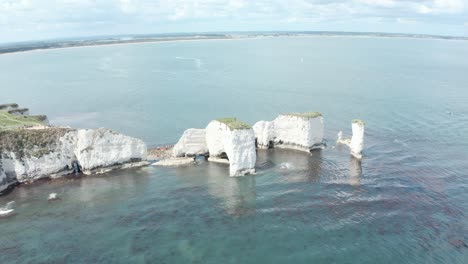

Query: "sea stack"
<box><xmin>337</xmin><ymin>119</ymin><xmax>365</xmax><ymax>159</ymax></box>
<box><xmin>349</xmin><ymin>120</ymin><xmax>365</xmax><ymax>159</ymax></box>
<box><xmin>206</xmin><ymin>118</ymin><xmax>256</xmax><ymax>177</ymax></box>
<box><xmin>253</xmin><ymin>112</ymin><xmax>324</xmax><ymax>152</ymax></box>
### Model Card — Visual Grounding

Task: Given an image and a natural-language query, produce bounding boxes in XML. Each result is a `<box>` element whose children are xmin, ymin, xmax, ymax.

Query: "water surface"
<box><xmin>1</xmin><ymin>37</ymin><xmax>467</xmax><ymax>263</ymax></box>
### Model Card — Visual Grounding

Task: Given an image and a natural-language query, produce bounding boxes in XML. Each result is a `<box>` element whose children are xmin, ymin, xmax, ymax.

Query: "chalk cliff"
<box><xmin>349</xmin><ymin>120</ymin><xmax>365</xmax><ymax>159</ymax></box>
<box><xmin>172</xmin><ymin>128</ymin><xmax>208</xmax><ymax>157</ymax></box>
<box><xmin>337</xmin><ymin>120</ymin><xmax>365</xmax><ymax>159</ymax></box>
<box><xmin>0</xmin><ymin>127</ymin><xmax>147</xmax><ymax>190</ymax></box>
<box><xmin>206</xmin><ymin>119</ymin><xmax>256</xmax><ymax>177</ymax></box>
<box><xmin>253</xmin><ymin>112</ymin><xmax>324</xmax><ymax>152</ymax></box>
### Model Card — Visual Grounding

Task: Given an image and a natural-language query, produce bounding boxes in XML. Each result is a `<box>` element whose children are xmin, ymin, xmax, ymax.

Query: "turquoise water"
<box><xmin>1</xmin><ymin>37</ymin><xmax>468</xmax><ymax>263</ymax></box>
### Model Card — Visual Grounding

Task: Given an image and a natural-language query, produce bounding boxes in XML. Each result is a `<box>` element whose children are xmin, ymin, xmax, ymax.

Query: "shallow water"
<box><xmin>1</xmin><ymin>37</ymin><xmax>468</xmax><ymax>263</ymax></box>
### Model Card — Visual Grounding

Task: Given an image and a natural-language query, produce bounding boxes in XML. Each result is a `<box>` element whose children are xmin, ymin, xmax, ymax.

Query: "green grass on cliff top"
<box><xmin>283</xmin><ymin>112</ymin><xmax>322</xmax><ymax>119</ymax></box>
<box><xmin>0</xmin><ymin>111</ymin><xmax>45</xmax><ymax>130</ymax></box>
<box><xmin>216</xmin><ymin>118</ymin><xmax>251</xmax><ymax>130</ymax></box>
<box><xmin>352</xmin><ymin>119</ymin><xmax>365</xmax><ymax>125</ymax></box>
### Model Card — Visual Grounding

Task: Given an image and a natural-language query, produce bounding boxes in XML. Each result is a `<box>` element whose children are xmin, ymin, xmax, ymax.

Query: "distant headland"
<box><xmin>0</xmin><ymin>31</ymin><xmax>467</xmax><ymax>55</ymax></box>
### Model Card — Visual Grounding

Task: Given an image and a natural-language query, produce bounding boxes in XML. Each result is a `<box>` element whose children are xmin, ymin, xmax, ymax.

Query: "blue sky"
<box><xmin>1</xmin><ymin>0</ymin><xmax>467</xmax><ymax>42</ymax></box>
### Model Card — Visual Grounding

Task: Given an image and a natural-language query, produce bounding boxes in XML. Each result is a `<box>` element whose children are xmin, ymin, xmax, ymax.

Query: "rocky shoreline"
<box><xmin>1</xmin><ymin>104</ymin><xmax>365</xmax><ymax>196</ymax></box>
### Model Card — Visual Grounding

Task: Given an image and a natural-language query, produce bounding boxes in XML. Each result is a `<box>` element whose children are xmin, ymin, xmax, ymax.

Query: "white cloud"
<box><xmin>416</xmin><ymin>0</ymin><xmax>465</xmax><ymax>14</ymax></box>
<box><xmin>0</xmin><ymin>0</ymin><xmax>32</xmax><ymax>11</ymax></box>
<box><xmin>358</xmin><ymin>0</ymin><xmax>396</xmax><ymax>8</ymax></box>
<box><xmin>120</xmin><ymin>0</ymin><xmax>138</xmax><ymax>14</ymax></box>
<box><xmin>417</xmin><ymin>4</ymin><xmax>433</xmax><ymax>14</ymax></box>
<box><xmin>1</xmin><ymin>0</ymin><xmax>467</xmax><ymax>42</ymax></box>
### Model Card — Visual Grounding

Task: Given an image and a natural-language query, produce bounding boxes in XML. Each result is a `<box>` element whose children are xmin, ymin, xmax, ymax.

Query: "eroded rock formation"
<box><xmin>253</xmin><ymin>112</ymin><xmax>324</xmax><ymax>152</ymax></box>
<box><xmin>0</xmin><ymin>127</ymin><xmax>147</xmax><ymax>190</ymax></box>
<box><xmin>337</xmin><ymin>120</ymin><xmax>365</xmax><ymax>159</ymax></box>
<box><xmin>172</xmin><ymin>128</ymin><xmax>208</xmax><ymax>157</ymax></box>
<box><xmin>206</xmin><ymin>119</ymin><xmax>256</xmax><ymax>177</ymax></box>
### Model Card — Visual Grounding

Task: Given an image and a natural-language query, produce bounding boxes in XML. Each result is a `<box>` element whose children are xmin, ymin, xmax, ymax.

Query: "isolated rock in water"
<box><xmin>337</xmin><ymin>131</ymin><xmax>351</xmax><ymax>145</ymax></box>
<box><xmin>48</xmin><ymin>193</ymin><xmax>59</xmax><ymax>201</ymax></box>
<box><xmin>350</xmin><ymin>120</ymin><xmax>365</xmax><ymax>159</ymax></box>
<box><xmin>153</xmin><ymin>157</ymin><xmax>195</xmax><ymax>166</ymax></box>
<box><xmin>206</xmin><ymin>118</ymin><xmax>256</xmax><ymax>176</ymax></box>
<box><xmin>252</xmin><ymin>121</ymin><xmax>274</xmax><ymax>149</ymax></box>
<box><xmin>0</xmin><ymin>208</ymin><xmax>15</xmax><ymax>218</ymax></box>
<box><xmin>336</xmin><ymin>120</ymin><xmax>365</xmax><ymax>159</ymax></box>
<box><xmin>253</xmin><ymin>112</ymin><xmax>324</xmax><ymax>152</ymax></box>
<box><xmin>0</xmin><ymin>201</ymin><xmax>16</xmax><ymax>218</ymax></box>
<box><xmin>0</xmin><ymin>127</ymin><xmax>147</xmax><ymax>187</ymax></box>
<box><xmin>172</xmin><ymin>129</ymin><xmax>208</xmax><ymax>157</ymax></box>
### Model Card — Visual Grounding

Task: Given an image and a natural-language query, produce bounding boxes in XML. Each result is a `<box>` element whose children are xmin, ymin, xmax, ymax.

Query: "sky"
<box><xmin>0</xmin><ymin>0</ymin><xmax>467</xmax><ymax>43</ymax></box>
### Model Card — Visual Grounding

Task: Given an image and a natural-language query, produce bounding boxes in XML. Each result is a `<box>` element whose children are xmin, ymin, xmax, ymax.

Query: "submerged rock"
<box><xmin>0</xmin><ymin>208</ymin><xmax>15</xmax><ymax>218</ymax></box>
<box><xmin>253</xmin><ymin>112</ymin><xmax>324</xmax><ymax>152</ymax></box>
<box><xmin>337</xmin><ymin>120</ymin><xmax>365</xmax><ymax>159</ymax></box>
<box><xmin>206</xmin><ymin>118</ymin><xmax>256</xmax><ymax>177</ymax></box>
<box><xmin>0</xmin><ymin>127</ymin><xmax>147</xmax><ymax>189</ymax></box>
<box><xmin>172</xmin><ymin>128</ymin><xmax>208</xmax><ymax>157</ymax></box>
<box><xmin>0</xmin><ymin>201</ymin><xmax>15</xmax><ymax>218</ymax></box>
<box><xmin>48</xmin><ymin>193</ymin><xmax>59</xmax><ymax>201</ymax></box>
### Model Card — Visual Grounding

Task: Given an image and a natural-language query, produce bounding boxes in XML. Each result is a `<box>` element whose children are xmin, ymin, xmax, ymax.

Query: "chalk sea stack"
<box><xmin>206</xmin><ymin>118</ymin><xmax>256</xmax><ymax>177</ymax></box>
<box><xmin>253</xmin><ymin>112</ymin><xmax>325</xmax><ymax>152</ymax></box>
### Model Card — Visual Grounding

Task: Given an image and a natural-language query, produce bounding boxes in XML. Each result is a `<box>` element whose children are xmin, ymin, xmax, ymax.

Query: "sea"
<box><xmin>0</xmin><ymin>36</ymin><xmax>467</xmax><ymax>263</ymax></box>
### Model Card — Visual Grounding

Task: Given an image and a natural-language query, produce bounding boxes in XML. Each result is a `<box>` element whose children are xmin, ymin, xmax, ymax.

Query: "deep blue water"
<box><xmin>0</xmin><ymin>37</ymin><xmax>467</xmax><ymax>263</ymax></box>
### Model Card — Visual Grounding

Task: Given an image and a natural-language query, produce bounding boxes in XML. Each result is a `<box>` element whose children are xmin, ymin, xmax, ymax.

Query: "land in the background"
<box><xmin>1</xmin><ymin>31</ymin><xmax>467</xmax><ymax>55</ymax></box>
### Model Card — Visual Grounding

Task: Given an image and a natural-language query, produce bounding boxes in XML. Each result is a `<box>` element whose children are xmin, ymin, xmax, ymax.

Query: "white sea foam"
<box><xmin>175</xmin><ymin>56</ymin><xmax>203</xmax><ymax>69</ymax></box>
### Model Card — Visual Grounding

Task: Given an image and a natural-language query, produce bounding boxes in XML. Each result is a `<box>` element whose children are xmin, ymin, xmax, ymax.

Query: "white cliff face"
<box><xmin>172</xmin><ymin>128</ymin><xmax>208</xmax><ymax>157</ymax></box>
<box><xmin>273</xmin><ymin>115</ymin><xmax>324</xmax><ymax>150</ymax></box>
<box><xmin>253</xmin><ymin>114</ymin><xmax>324</xmax><ymax>152</ymax></box>
<box><xmin>205</xmin><ymin>121</ymin><xmax>227</xmax><ymax>157</ymax></box>
<box><xmin>1</xmin><ymin>132</ymin><xmax>77</xmax><ymax>182</ymax></box>
<box><xmin>74</xmin><ymin>128</ymin><xmax>147</xmax><ymax>173</ymax></box>
<box><xmin>224</xmin><ymin>128</ymin><xmax>257</xmax><ymax>176</ymax></box>
<box><xmin>350</xmin><ymin>122</ymin><xmax>364</xmax><ymax>159</ymax></box>
<box><xmin>252</xmin><ymin>121</ymin><xmax>274</xmax><ymax>149</ymax></box>
<box><xmin>206</xmin><ymin>121</ymin><xmax>256</xmax><ymax>177</ymax></box>
<box><xmin>0</xmin><ymin>128</ymin><xmax>147</xmax><ymax>187</ymax></box>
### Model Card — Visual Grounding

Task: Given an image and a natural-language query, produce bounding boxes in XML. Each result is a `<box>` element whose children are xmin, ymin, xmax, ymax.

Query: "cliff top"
<box><xmin>216</xmin><ymin>118</ymin><xmax>252</xmax><ymax>130</ymax></box>
<box><xmin>353</xmin><ymin>119</ymin><xmax>365</xmax><ymax>125</ymax></box>
<box><xmin>0</xmin><ymin>103</ymin><xmax>18</xmax><ymax>110</ymax></box>
<box><xmin>283</xmin><ymin>112</ymin><xmax>322</xmax><ymax>119</ymax></box>
<box><xmin>0</xmin><ymin>111</ymin><xmax>46</xmax><ymax>130</ymax></box>
<box><xmin>0</xmin><ymin>127</ymin><xmax>72</xmax><ymax>158</ymax></box>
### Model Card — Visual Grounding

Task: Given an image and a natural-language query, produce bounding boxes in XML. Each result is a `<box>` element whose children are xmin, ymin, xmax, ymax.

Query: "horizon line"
<box><xmin>1</xmin><ymin>30</ymin><xmax>467</xmax><ymax>46</ymax></box>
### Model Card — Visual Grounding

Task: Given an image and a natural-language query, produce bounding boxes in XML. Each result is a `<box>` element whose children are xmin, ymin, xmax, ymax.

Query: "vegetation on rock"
<box><xmin>283</xmin><ymin>112</ymin><xmax>322</xmax><ymax>119</ymax></box>
<box><xmin>216</xmin><ymin>118</ymin><xmax>251</xmax><ymax>130</ymax></box>
<box><xmin>352</xmin><ymin>119</ymin><xmax>365</xmax><ymax>125</ymax></box>
<box><xmin>0</xmin><ymin>128</ymin><xmax>72</xmax><ymax>158</ymax></box>
<box><xmin>0</xmin><ymin>111</ymin><xmax>45</xmax><ymax>130</ymax></box>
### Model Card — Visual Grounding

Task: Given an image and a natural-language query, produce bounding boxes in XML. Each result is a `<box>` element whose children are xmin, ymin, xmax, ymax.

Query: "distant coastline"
<box><xmin>1</xmin><ymin>31</ymin><xmax>467</xmax><ymax>55</ymax></box>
